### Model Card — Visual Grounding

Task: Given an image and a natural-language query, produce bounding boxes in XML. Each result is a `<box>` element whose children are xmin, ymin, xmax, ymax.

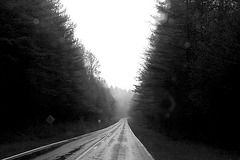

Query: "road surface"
<box><xmin>5</xmin><ymin>119</ymin><xmax>154</xmax><ymax>160</ymax></box>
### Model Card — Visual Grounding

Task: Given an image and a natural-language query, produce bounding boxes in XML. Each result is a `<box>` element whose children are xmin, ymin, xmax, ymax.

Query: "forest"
<box><xmin>131</xmin><ymin>0</ymin><xmax>240</xmax><ymax>150</ymax></box>
<box><xmin>0</xmin><ymin>0</ymin><xmax>117</xmax><ymax>143</ymax></box>
<box><xmin>1</xmin><ymin>0</ymin><xmax>240</xmax><ymax>154</ymax></box>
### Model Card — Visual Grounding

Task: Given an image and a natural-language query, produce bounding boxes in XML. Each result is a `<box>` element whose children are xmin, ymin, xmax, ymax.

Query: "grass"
<box><xmin>0</xmin><ymin>120</ymin><xmax>115</xmax><ymax>159</ymax></box>
<box><xmin>128</xmin><ymin>121</ymin><xmax>240</xmax><ymax>160</ymax></box>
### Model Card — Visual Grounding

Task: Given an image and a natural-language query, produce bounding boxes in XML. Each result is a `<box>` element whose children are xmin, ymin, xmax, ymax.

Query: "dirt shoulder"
<box><xmin>128</xmin><ymin>122</ymin><xmax>239</xmax><ymax>160</ymax></box>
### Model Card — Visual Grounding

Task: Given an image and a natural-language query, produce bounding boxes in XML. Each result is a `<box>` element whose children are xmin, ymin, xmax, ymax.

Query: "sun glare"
<box><xmin>60</xmin><ymin>0</ymin><xmax>157</xmax><ymax>89</ymax></box>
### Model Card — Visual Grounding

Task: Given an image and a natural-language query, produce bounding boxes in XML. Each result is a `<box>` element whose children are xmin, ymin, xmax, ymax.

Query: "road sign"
<box><xmin>46</xmin><ymin>115</ymin><xmax>55</xmax><ymax>125</ymax></box>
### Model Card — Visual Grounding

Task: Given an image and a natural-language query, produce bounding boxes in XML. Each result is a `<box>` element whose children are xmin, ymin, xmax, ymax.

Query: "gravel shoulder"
<box><xmin>128</xmin><ymin>122</ymin><xmax>239</xmax><ymax>160</ymax></box>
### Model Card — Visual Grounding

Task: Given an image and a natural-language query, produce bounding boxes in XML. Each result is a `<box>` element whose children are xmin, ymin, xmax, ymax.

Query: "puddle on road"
<box><xmin>55</xmin><ymin>144</ymin><xmax>86</xmax><ymax>160</ymax></box>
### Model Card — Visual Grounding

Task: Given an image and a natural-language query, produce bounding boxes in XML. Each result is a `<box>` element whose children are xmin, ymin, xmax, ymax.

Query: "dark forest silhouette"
<box><xmin>131</xmin><ymin>0</ymin><xmax>240</xmax><ymax>150</ymax></box>
<box><xmin>1</xmin><ymin>0</ymin><xmax>240</xmax><ymax>153</ymax></box>
<box><xmin>0</xmin><ymin>0</ymin><xmax>116</xmax><ymax>142</ymax></box>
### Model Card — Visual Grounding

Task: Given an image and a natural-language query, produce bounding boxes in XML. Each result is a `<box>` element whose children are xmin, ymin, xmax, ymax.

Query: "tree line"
<box><xmin>0</xmin><ymin>0</ymin><xmax>116</xmax><ymax>133</ymax></box>
<box><xmin>110</xmin><ymin>87</ymin><xmax>134</xmax><ymax>118</ymax></box>
<box><xmin>132</xmin><ymin>0</ymin><xmax>240</xmax><ymax>149</ymax></box>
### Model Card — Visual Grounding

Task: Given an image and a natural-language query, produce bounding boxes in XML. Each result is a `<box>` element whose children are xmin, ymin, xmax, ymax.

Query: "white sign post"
<box><xmin>98</xmin><ymin>119</ymin><xmax>101</xmax><ymax>128</ymax></box>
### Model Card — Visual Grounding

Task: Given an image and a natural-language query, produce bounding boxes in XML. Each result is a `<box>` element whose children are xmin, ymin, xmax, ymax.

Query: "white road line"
<box><xmin>2</xmin><ymin>138</ymin><xmax>71</xmax><ymax>160</ymax></box>
<box><xmin>75</xmin><ymin>129</ymin><xmax>116</xmax><ymax>160</ymax></box>
<box><xmin>127</xmin><ymin>121</ymin><xmax>155</xmax><ymax>160</ymax></box>
<box><xmin>2</xmin><ymin>120</ymin><xmax>121</xmax><ymax>160</ymax></box>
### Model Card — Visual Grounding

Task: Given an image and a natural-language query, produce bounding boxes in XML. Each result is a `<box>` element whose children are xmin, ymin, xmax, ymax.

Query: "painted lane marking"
<box><xmin>76</xmin><ymin>121</ymin><xmax>124</xmax><ymax>160</ymax></box>
<box><xmin>126</xmin><ymin>120</ymin><xmax>155</xmax><ymax>160</ymax></box>
<box><xmin>2</xmin><ymin>120</ymin><xmax>122</xmax><ymax>160</ymax></box>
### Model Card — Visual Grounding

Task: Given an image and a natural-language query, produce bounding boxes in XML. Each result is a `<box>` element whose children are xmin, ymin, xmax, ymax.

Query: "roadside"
<box><xmin>128</xmin><ymin>121</ymin><xmax>240</xmax><ymax>160</ymax></box>
<box><xmin>0</xmin><ymin>120</ymin><xmax>116</xmax><ymax>159</ymax></box>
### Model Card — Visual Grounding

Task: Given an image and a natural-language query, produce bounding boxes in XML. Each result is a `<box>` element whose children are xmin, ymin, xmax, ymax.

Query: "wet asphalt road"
<box><xmin>30</xmin><ymin>118</ymin><xmax>154</xmax><ymax>160</ymax></box>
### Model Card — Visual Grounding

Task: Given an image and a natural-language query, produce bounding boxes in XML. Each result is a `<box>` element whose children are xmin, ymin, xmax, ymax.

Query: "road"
<box><xmin>6</xmin><ymin>119</ymin><xmax>154</xmax><ymax>160</ymax></box>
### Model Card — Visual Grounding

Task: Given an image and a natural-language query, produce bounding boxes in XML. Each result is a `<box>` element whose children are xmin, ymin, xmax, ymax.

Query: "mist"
<box><xmin>110</xmin><ymin>87</ymin><xmax>134</xmax><ymax>119</ymax></box>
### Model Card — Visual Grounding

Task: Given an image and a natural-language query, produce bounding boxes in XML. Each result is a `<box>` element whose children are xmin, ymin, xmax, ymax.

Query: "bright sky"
<box><xmin>60</xmin><ymin>0</ymin><xmax>158</xmax><ymax>89</ymax></box>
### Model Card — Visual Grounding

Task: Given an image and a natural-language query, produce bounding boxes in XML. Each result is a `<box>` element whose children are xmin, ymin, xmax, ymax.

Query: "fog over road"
<box><xmin>6</xmin><ymin>119</ymin><xmax>154</xmax><ymax>160</ymax></box>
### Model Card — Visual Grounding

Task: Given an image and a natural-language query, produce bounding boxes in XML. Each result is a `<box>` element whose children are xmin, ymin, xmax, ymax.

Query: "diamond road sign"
<box><xmin>46</xmin><ymin>115</ymin><xmax>55</xmax><ymax>125</ymax></box>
